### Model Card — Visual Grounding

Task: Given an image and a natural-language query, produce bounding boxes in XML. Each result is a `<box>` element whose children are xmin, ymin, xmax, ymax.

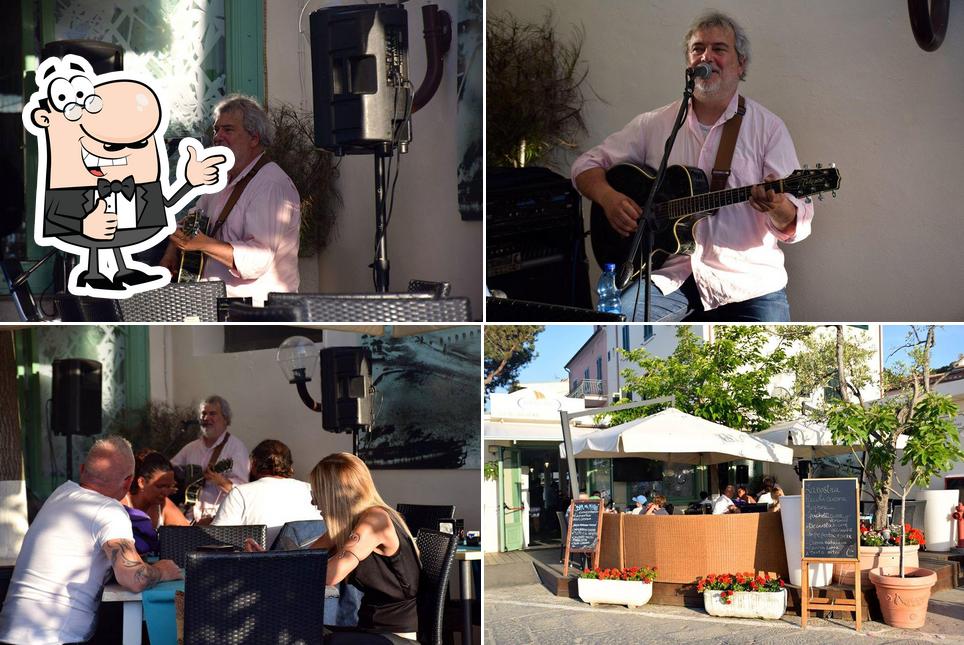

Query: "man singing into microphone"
<box><xmin>572</xmin><ymin>11</ymin><xmax>814</xmax><ymax>321</ymax></box>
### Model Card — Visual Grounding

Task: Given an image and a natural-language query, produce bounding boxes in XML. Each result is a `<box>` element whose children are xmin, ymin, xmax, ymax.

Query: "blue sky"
<box><xmin>510</xmin><ymin>325</ymin><xmax>964</xmax><ymax>387</ymax></box>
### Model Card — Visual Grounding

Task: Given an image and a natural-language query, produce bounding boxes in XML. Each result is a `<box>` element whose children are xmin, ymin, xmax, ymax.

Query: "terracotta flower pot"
<box><xmin>834</xmin><ymin>544</ymin><xmax>919</xmax><ymax>585</ymax></box>
<box><xmin>868</xmin><ymin>566</ymin><xmax>937</xmax><ymax>629</ymax></box>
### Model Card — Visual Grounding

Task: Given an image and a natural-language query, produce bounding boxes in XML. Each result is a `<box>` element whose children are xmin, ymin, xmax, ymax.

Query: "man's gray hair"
<box><xmin>214</xmin><ymin>93</ymin><xmax>274</xmax><ymax>147</ymax></box>
<box><xmin>81</xmin><ymin>436</ymin><xmax>134</xmax><ymax>485</ymax></box>
<box><xmin>684</xmin><ymin>11</ymin><xmax>751</xmax><ymax>81</ymax></box>
<box><xmin>202</xmin><ymin>395</ymin><xmax>232</xmax><ymax>425</ymax></box>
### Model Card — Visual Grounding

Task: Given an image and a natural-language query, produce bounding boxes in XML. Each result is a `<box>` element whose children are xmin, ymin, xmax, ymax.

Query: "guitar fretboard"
<box><xmin>656</xmin><ymin>179</ymin><xmax>785</xmax><ymax>220</ymax></box>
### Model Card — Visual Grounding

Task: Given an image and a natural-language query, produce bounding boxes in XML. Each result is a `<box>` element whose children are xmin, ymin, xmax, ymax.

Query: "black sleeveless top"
<box><xmin>349</xmin><ymin>519</ymin><xmax>420</xmax><ymax>633</ymax></box>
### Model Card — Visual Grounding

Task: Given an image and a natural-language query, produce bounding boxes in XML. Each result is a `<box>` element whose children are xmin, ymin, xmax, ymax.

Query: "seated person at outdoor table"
<box><xmin>712</xmin><ymin>484</ymin><xmax>741</xmax><ymax>514</ymax></box>
<box><xmin>768</xmin><ymin>485</ymin><xmax>785</xmax><ymax>512</ymax></box>
<box><xmin>245</xmin><ymin>453</ymin><xmax>420</xmax><ymax>641</ymax></box>
<box><xmin>756</xmin><ymin>477</ymin><xmax>775</xmax><ymax>504</ymax></box>
<box><xmin>643</xmin><ymin>495</ymin><xmax>670</xmax><ymax>515</ymax></box>
<box><xmin>0</xmin><ymin>437</ymin><xmax>181</xmax><ymax>645</ymax></box>
<box><xmin>211</xmin><ymin>439</ymin><xmax>322</xmax><ymax>546</ymax></box>
<box><xmin>122</xmin><ymin>450</ymin><xmax>190</xmax><ymax>554</ymax></box>
<box><xmin>733</xmin><ymin>485</ymin><xmax>756</xmax><ymax>507</ymax></box>
<box><xmin>629</xmin><ymin>494</ymin><xmax>649</xmax><ymax>515</ymax></box>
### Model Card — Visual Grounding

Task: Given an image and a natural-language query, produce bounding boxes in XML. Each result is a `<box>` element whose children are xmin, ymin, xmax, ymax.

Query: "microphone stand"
<box><xmin>619</xmin><ymin>70</ymin><xmax>697</xmax><ymax>322</ymax></box>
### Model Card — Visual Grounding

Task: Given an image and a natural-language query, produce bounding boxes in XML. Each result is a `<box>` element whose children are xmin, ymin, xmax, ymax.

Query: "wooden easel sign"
<box><xmin>800</xmin><ymin>477</ymin><xmax>861</xmax><ymax>631</ymax></box>
<box><xmin>563</xmin><ymin>498</ymin><xmax>604</xmax><ymax>576</ymax></box>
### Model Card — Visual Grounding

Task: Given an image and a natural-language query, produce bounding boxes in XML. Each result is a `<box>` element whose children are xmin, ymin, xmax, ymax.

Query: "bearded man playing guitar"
<box><xmin>573</xmin><ymin>11</ymin><xmax>816</xmax><ymax>322</ymax></box>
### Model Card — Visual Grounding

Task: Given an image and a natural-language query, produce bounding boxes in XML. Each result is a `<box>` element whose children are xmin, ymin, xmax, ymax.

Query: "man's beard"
<box><xmin>694</xmin><ymin>75</ymin><xmax>723</xmax><ymax>97</ymax></box>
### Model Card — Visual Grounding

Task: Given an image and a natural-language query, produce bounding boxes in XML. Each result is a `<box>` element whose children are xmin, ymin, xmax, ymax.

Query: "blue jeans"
<box><xmin>620</xmin><ymin>276</ymin><xmax>790</xmax><ymax>322</ymax></box>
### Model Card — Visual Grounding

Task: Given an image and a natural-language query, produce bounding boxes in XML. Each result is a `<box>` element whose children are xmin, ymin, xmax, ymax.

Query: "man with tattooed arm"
<box><xmin>0</xmin><ymin>436</ymin><xmax>181</xmax><ymax>645</ymax></box>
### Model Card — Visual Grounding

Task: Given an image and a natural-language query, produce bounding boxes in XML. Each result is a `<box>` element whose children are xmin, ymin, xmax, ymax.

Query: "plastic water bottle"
<box><xmin>596</xmin><ymin>263</ymin><xmax>622</xmax><ymax>315</ymax></box>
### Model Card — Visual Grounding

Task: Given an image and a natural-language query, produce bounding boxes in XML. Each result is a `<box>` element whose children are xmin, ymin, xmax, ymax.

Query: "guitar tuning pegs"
<box><xmin>830</xmin><ymin>163</ymin><xmax>836</xmax><ymax>168</ymax></box>
<box><xmin>816</xmin><ymin>163</ymin><xmax>822</xmax><ymax>169</ymax></box>
<box><xmin>831</xmin><ymin>191</ymin><xmax>837</xmax><ymax>198</ymax></box>
<box><xmin>817</xmin><ymin>193</ymin><xmax>824</xmax><ymax>201</ymax></box>
<box><xmin>805</xmin><ymin>196</ymin><xmax>812</xmax><ymax>204</ymax></box>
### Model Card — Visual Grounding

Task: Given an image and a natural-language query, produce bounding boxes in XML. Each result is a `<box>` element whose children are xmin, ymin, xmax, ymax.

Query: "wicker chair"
<box><xmin>183</xmin><ymin>549</ymin><xmax>328</xmax><ymax>645</ymax></box>
<box><xmin>266</xmin><ymin>292</ymin><xmax>471</xmax><ymax>322</ymax></box>
<box><xmin>415</xmin><ymin>529</ymin><xmax>459</xmax><ymax>645</ymax></box>
<box><xmin>115</xmin><ymin>280</ymin><xmax>225</xmax><ymax>322</ymax></box>
<box><xmin>51</xmin><ymin>294</ymin><xmax>122</xmax><ymax>322</ymax></box>
<box><xmin>224</xmin><ymin>301</ymin><xmax>309</xmax><ymax>322</ymax></box>
<box><xmin>396</xmin><ymin>504</ymin><xmax>456</xmax><ymax>537</ymax></box>
<box><xmin>407</xmin><ymin>280</ymin><xmax>451</xmax><ymax>298</ymax></box>
<box><xmin>270</xmin><ymin>519</ymin><xmax>327</xmax><ymax>550</ymax></box>
<box><xmin>158</xmin><ymin>524</ymin><xmax>266</xmax><ymax>568</ymax></box>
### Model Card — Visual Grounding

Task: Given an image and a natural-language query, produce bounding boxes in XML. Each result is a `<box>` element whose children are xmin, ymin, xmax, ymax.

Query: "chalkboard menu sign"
<box><xmin>563</xmin><ymin>499</ymin><xmax>604</xmax><ymax>575</ymax></box>
<box><xmin>802</xmin><ymin>478</ymin><xmax>859</xmax><ymax>561</ymax></box>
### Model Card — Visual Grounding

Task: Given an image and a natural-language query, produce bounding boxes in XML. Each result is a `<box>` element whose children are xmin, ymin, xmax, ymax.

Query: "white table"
<box><xmin>101</xmin><ymin>583</ymin><xmax>146</xmax><ymax>645</ymax></box>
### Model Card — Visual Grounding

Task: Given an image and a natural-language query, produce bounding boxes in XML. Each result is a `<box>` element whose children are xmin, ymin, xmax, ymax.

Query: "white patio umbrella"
<box><xmin>755</xmin><ymin>416</ymin><xmax>908</xmax><ymax>459</ymax></box>
<box><xmin>559</xmin><ymin>407</ymin><xmax>794</xmax><ymax>465</ymax></box>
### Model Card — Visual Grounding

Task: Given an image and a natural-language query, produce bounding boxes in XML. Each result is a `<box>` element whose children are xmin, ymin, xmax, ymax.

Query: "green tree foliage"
<box><xmin>484</xmin><ymin>326</ymin><xmax>545</xmax><ymax>393</ymax></box>
<box><xmin>790</xmin><ymin>325</ymin><xmax>876</xmax><ymax>404</ymax></box>
<box><xmin>827</xmin><ymin>326</ymin><xmax>963</xmax><ymax>570</ymax></box>
<box><xmin>607</xmin><ymin>326</ymin><xmax>796</xmax><ymax>431</ymax></box>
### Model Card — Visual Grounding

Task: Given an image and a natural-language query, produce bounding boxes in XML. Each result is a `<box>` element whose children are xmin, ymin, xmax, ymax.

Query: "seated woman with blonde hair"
<box><xmin>768</xmin><ymin>485</ymin><xmax>785</xmax><ymax>512</ymax></box>
<box><xmin>122</xmin><ymin>450</ymin><xmax>189</xmax><ymax>554</ymax></box>
<box><xmin>246</xmin><ymin>452</ymin><xmax>420</xmax><ymax>642</ymax></box>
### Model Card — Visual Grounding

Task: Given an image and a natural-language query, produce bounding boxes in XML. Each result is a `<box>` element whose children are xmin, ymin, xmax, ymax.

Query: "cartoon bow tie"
<box><xmin>96</xmin><ymin>176</ymin><xmax>136</xmax><ymax>200</ymax></box>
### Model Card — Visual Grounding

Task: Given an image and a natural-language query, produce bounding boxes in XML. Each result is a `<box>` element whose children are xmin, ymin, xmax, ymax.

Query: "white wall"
<box><xmin>154</xmin><ymin>326</ymin><xmax>480</xmax><ymax>530</ymax></box>
<box><xmin>488</xmin><ymin>0</ymin><xmax>964</xmax><ymax>321</ymax></box>
<box><xmin>266</xmin><ymin>1</ymin><xmax>483</xmax><ymax>318</ymax></box>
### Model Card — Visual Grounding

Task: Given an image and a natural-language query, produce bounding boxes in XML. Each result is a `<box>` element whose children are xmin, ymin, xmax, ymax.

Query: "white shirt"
<box><xmin>170</xmin><ymin>432</ymin><xmax>250</xmax><ymax>520</ymax></box>
<box><xmin>0</xmin><ymin>481</ymin><xmax>133</xmax><ymax>645</ymax></box>
<box><xmin>211</xmin><ymin>477</ymin><xmax>322</xmax><ymax>547</ymax></box>
<box><xmin>198</xmin><ymin>153</ymin><xmax>301</xmax><ymax>305</ymax></box>
<box><xmin>712</xmin><ymin>495</ymin><xmax>736</xmax><ymax>515</ymax></box>
<box><xmin>757</xmin><ymin>492</ymin><xmax>773</xmax><ymax>504</ymax></box>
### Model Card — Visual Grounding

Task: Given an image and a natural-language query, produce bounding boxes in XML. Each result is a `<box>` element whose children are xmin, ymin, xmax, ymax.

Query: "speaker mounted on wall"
<box><xmin>310</xmin><ymin>3</ymin><xmax>412</xmax><ymax>155</ymax></box>
<box><xmin>52</xmin><ymin>358</ymin><xmax>102</xmax><ymax>437</ymax></box>
<box><xmin>320</xmin><ymin>347</ymin><xmax>373</xmax><ymax>433</ymax></box>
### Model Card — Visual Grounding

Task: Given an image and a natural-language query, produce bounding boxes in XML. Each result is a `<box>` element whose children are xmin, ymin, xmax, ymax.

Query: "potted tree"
<box><xmin>828</xmin><ymin>326</ymin><xmax>963</xmax><ymax>629</ymax></box>
<box><xmin>697</xmin><ymin>572</ymin><xmax>787</xmax><ymax>619</ymax></box>
<box><xmin>578</xmin><ymin>566</ymin><xmax>657</xmax><ymax>609</ymax></box>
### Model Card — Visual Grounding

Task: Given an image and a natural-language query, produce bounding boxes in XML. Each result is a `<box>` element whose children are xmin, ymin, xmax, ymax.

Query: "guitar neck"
<box><xmin>657</xmin><ymin>179</ymin><xmax>783</xmax><ymax>219</ymax></box>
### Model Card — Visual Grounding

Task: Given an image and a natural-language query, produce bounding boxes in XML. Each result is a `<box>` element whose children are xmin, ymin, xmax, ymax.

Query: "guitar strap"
<box><xmin>709</xmin><ymin>95</ymin><xmax>746</xmax><ymax>192</ymax></box>
<box><xmin>205</xmin><ymin>431</ymin><xmax>231</xmax><ymax>471</ymax></box>
<box><xmin>208</xmin><ymin>154</ymin><xmax>272</xmax><ymax>239</ymax></box>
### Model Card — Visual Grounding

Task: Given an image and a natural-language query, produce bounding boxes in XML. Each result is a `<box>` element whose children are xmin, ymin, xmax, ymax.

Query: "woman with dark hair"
<box><xmin>211</xmin><ymin>439</ymin><xmax>321</xmax><ymax>546</ymax></box>
<box><xmin>122</xmin><ymin>450</ymin><xmax>189</xmax><ymax>554</ymax></box>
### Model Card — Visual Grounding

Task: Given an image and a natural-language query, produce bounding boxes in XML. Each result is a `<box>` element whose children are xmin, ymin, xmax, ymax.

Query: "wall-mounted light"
<box><xmin>277</xmin><ymin>336</ymin><xmax>321</xmax><ymax>412</ymax></box>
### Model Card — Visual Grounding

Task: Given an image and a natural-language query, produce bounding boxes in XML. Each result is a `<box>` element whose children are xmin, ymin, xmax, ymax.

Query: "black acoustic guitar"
<box><xmin>176</xmin><ymin>208</ymin><xmax>210</xmax><ymax>283</ymax></box>
<box><xmin>589</xmin><ymin>163</ymin><xmax>841</xmax><ymax>278</ymax></box>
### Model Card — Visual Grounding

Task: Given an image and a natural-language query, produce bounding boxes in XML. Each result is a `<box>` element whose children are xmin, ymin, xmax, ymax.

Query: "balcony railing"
<box><xmin>569</xmin><ymin>379</ymin><xmax>606</xmax><ymax>399</ymax></box>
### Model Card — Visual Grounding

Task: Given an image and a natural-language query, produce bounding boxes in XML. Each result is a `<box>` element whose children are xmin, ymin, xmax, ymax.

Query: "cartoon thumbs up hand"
<box><xmin>184</xmin><ymin>143</ymin><xmax>232</xmax><ymax>187</ymax></box>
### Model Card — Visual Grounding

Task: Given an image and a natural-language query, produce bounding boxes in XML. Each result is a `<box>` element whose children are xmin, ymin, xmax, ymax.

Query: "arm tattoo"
<box><xmin>336</xmin><ymin>550</ymin><xmax>361</xmax><ymax>563</ymax></box>
<box><xmin>105</xmin><ymin>540</ymin><xmax>161</xmax><ymax>589</ymax></box>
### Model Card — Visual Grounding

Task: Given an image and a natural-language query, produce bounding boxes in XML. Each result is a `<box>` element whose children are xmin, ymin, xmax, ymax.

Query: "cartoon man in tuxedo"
<box><xmin>22</xmin><ymin>55</ymin><xmax>233</xmax><ymax>296</ymax></box>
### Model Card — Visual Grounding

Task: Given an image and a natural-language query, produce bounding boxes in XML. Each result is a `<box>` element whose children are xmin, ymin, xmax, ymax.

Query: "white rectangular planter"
<box><xmin>577</xmin><ymin>577</ymin><xmax>653</xmax><ymax>609</ymax></box>
<box><xmin>703</xmin><ymin>589</ymin><xmax>787</xmax><ymax>619</ymax></box>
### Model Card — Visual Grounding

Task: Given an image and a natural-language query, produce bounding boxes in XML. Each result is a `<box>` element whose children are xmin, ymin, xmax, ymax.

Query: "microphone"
<box><xmin>687</xmin><ymin>62</ymin><xmax>713</xmax><ymax>79</ymax></box>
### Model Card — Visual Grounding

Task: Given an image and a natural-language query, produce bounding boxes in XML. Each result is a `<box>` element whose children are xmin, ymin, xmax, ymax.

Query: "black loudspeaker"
<box><xmin>52</xmin><ymin>358</ymin><xmax>102</xmax><ymax>436</ymax></box>
<box><xmin>310</xmin><ymin>4</ymin><xmax>411</xmax><ymax>155</ymax></box>
<box><xmin>41</xmin><ymin>40</ymin><xmax>123</xmax><ymax>74</ymax></box>
<box><xmin>320</xmin><ymin>347</ymin><xmax>373</xmax><ymax>433</ymax></box>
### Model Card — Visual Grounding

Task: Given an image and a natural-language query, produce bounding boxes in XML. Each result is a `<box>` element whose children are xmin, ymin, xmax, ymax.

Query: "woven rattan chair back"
<box><xmin>267</xmin><ymin>292</ymin><xmax>470</xmax><ymax>322</ymax></box>
<box><xmin>414</xmin><ymin>529</ymin><xmax>458</xmax><ymax>645</ymax></box>
<box><xmin>158</xmin><ymin>524</ymin><xmax>266</xmax><ymax>569</ymax></box>
<box><xmin>224</xmin><ymin>301</ymin><xmax>308</xmax><ymax>322</ymax></box>
<box><xmin>407</xmin><ymin>280</ymin><xmax>451</xmax><ymax>298</ymax></box>
<box><xmin>184</xmin><ymin>549</ymin><xmax>328</xmax><ymax>645</ymax></box>
<box><xmin>115</xmin><ymin>281</ymin><xmax>225</xmax><ymax>322</ymax></box>
<box><xmin>270</xmin><ymin>519</ymin><xmax>327</xmax><ymax>551</ymax></box>
<box><xmin>396</xmin><ymin>504</ymin><xmax>456</xmax><ymax>537</ymax></box>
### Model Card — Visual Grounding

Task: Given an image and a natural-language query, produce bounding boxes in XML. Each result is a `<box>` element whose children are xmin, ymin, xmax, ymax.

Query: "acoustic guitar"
<box><xmin>589</xmin><ymin>163</ymin><xmax>841</xmax><ymax>279</ymax></box>
<box><xmin>176</xmin><ymin>208</ymin><xmax>210</xmax><ymax>283</ymax></box>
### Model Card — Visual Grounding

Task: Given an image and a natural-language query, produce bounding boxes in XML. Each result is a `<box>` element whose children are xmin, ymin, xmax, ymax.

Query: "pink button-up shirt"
<box><xmin>198</xmin><ymin>153</ymin><xmax>301</xmax><ymax>305</ymax></box>
<box><xmin>572</xmin><ymin>93</ymin><xmax>814</xmax><ymax>311</ymax></box>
